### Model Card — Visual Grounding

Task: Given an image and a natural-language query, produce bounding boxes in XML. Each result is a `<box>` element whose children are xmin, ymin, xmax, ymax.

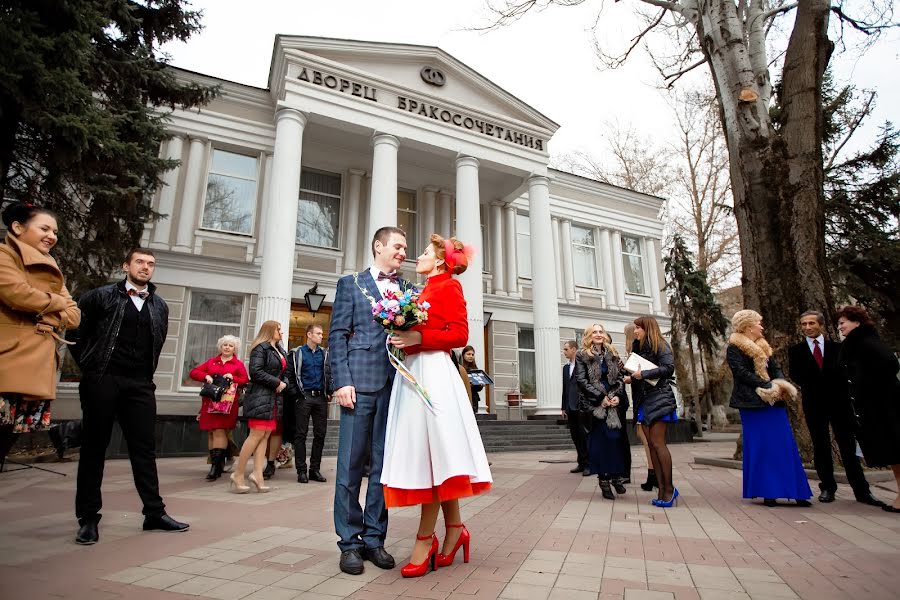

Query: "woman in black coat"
<box><xmin>231</xmin><ymin>320</ymin><xmax>288</xmax><ymax>494</ymax></box>
<box><xmin>629</xmin><ymin>316</ymin><xmax>679</xmax><ymax>507</ymax></box>
<box><xmin>574</xmin><ymin>323</ymin><xmax>626</xmax><ymax>500</ymax></box>
<box><xmin>837</xmin><ymin>306</ymin><xmax>900</xmax><ymax>513</ymax></box>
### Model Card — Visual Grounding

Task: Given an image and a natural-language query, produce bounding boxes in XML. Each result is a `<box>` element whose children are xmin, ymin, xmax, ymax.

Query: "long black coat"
<box><xmin>632</xmin><ymin>341</ymin><xmax>676</xmax><ymax>425</ymax></box>
<box><xmin>837</xmin><ymin>325</ymin><xmax>900</xmax><ymax>467</ymax></box>
<box><xmin>243</xmin><ymin>342</ymin><xmax>288</xmax><ymax>421</ymax></box>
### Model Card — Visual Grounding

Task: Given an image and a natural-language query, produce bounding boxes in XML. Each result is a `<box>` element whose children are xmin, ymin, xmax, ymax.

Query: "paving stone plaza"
<box><xmin>1</xmin><ymin>441</ymin><xmax>898</xmax><ymax>600</ymax></box>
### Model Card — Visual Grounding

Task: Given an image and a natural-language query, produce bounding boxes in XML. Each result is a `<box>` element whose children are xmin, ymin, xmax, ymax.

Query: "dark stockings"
<box><xmin>0</xmin><ymin>426</ymin><xmax>19</xmax><ymax>469</ymax></box>
<box><xmin>643</xmin><ymin>422</ymin><xmax>674</xmax><ymax>501</ymax></box>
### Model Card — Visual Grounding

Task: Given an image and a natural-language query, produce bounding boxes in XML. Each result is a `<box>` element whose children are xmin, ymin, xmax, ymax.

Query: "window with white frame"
<box><xmin>181</xmin><ymin>292</ymin><xmax>244</xmax><ymax>387</ymax></box>
<box><xmin>201</xmin><ymin>149</ymin><xmax>258</xmax><ymax>235</ymax></box>
<box><xmin>621</xmin><ymin>235</ymin><xmax>646</xmax><ymax>295</ymax></box>
<box><xmin>517</xmin><ymin>327</ymin><xmax>536</xmax><ymax>398</ymax></box>
<box><xmin>571</xmin><ymin>225</ymin><xmax>599</xmax><ymax>288</ymax></box>
<box><xmin>297</xmin><ymin>169</ymin><xmax>342</xmax><ymax>248</ymax></box>
<box><xmin>516</xmin><ymin>213</ymin><xmax>532</xmax><ymax>278</ymax></box>
<box><xmin>397</xmin><ymin>189</ymin><xmax>417</xmax><ymax>253</ymax></box>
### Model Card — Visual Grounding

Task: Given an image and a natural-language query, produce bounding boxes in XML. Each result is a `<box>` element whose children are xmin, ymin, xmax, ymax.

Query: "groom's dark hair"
<box><xmin>371</xmin><ymin>226</ymin><xmax>406</xmax><ymax>258</ymax></box>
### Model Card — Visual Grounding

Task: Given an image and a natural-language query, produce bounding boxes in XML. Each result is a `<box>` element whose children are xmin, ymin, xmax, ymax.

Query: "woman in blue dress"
<box><xmin>727</xmin><ymin>310</ymin><xmax>811</xmax><ymax>507</ymax></box>
<box><xmin>574</xmin><ymin>323</ymin><xmax>626</xmax><ymax>500</ymax></box>
<box><xmin>629</xmin><ymin>316</ymin><xmax>679</xmax><ymax>507</ymax></box>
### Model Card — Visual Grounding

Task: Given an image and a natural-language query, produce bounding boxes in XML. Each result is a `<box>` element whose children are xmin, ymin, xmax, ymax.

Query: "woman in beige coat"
<box><xmin>0</xmin><ymin>202</ymin><xmax>80</xmax><ymax>455</ymax></box>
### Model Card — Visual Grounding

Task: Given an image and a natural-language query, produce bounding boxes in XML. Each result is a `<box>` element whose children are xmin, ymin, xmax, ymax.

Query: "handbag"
<box><xmin>199</xmin><ymin>375</ymin><xmax>228</xmax><ymax>402</ymax></box>
<box><xmin>207</xmin><ymin>382</ymin><xmax>237</xmax><ymax>415</ymax></box>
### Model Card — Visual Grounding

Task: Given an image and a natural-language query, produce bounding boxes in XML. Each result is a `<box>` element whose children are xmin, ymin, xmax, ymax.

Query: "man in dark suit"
<box><xmin>561</xmin><ymin>340</ymin><xmax>589</xmax><ymax>475</ymax></box>
<box><xmin>329</xmin><ymin>226</ymin><xmax>407</xmax><ymax>575</ymax></box>
<box><xmin>788</xmin><ymin>310</ymin><xmax>881</xmax><ymax>506</ymax></box>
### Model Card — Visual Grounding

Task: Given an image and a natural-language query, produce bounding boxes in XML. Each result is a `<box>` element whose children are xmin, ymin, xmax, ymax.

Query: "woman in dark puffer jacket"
<box><xmin>231</xmin><ymin>320</ymin><xmax>289</xmax><ymax>494</ymax></box>
<box><xmin>629</xmin><ymin>316</ymin><xmax>679</xmax><ymax>507</ymax></box>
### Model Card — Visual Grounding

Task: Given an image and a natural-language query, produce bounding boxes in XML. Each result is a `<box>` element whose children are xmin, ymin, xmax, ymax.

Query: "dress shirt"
<box><xmin>125</xmin><ymin>280</ymin><xmax>148</xmax><ymax>311</ymax></box>
<box><xmin>368</xmin><ymin>265</ymin><xmax>400</xmax><ymax>298</ymax></box>
<box><xmin>299</xmin><ymin>343</ymin><xmax>326</xmax><ymax>391</ymax></box>
<box><xmin>805</xmin><ymin>335</ymin><xmax>825</xmax><ymax>357</ymax></box>
<box><xmin>567</xmin><ymin>360</ymin><xmax>576</xmax><ymax>378</ymax></box>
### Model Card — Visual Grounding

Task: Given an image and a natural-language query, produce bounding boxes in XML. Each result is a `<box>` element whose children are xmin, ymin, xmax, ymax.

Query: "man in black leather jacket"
<box><xmin>69</xmin><ymin>248</ymin><xmax>189</xmax><ymax>545</ymax></box>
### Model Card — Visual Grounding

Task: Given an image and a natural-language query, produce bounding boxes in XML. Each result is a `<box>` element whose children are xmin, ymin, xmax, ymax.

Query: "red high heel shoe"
<box><xmin>436</xmin><ymin>523</ymin><xmax>470</xmax><ymax>567</ymax></box>
<box><xmin>401</xmin><ymin>533</ymin><xmax>438</xmax><ymax>578</ymax></box>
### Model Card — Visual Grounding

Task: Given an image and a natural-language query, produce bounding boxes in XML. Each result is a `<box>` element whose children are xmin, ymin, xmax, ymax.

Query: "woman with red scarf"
<box><xmin>381</xmin><ymin>234</ymin><xmax>492</xmax><ymax>578</ymax></box>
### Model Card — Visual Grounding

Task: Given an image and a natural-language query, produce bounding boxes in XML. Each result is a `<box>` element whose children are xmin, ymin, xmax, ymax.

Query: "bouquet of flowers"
<box><xmin>370</xmin><ymin>287</ymin><xmax>430</xmax><ymax>360</ymax></box>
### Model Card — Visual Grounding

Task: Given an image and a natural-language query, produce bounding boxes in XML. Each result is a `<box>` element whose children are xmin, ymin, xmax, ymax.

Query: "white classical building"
<box><xmin>54</xmin><ymin>36</ymin><xmax>669</xmax><ymax>419</ymax></box>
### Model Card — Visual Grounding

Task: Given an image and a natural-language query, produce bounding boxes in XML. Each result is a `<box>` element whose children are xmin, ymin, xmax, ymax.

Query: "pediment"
<box><xmin>271</xmin><ymin>36</ymin><xmax>558</xmax><ymax>136</ymax></box>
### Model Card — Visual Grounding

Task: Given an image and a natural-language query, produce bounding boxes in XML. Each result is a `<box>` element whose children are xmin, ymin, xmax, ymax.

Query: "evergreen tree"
<box><xmin>664</xmin><ymin>234</ymin><xmax>728</xmax><ymax>436</ymax></box>
<box><xmin>0</xmin><ymin>0</ymin><xmax>217</xmax><ymax>292</ymax></box>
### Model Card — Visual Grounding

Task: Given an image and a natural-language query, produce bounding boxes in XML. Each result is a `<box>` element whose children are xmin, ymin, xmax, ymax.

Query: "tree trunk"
<box><xmin>686</xmin><ymin>335</ymin><xmax>703</xmax><ymax>438</ymax></box>
<box><xmin>694</xmin><ymin>0</ymin><xmax>834</xmax><ymax>462</ymax></box>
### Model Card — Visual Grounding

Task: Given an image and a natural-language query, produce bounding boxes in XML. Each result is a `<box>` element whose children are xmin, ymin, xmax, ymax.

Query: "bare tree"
<box><xmin>553</xmin><ymin>121</ymin><xmax>675</xmax><ymax>197</ymax></box>
<box><xmin>668</xmin><ymin>90</ymin><xmax>741</xmax><ymax>290</ymax></box>
<box><xmin>485</xmin><ymin>0</ymin><xmax>897</xmax><ymax>348</ymax></box>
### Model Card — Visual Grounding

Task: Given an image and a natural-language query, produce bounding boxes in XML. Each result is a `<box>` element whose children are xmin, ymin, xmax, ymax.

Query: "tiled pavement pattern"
<box><xmin>1</xmin><ymin>442</ymin><xmax>898</xmax><ymax>600</ymax></box>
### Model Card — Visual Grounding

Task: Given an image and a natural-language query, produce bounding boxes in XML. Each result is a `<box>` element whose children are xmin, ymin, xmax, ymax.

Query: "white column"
<box><xmin>151</xmin><ymin>135</ymin><xmax>184</xmax><ymax>248</ymax></box>
<box><xmin>343</xmin><ymin>169</ymin><xmax>365</xmax><ymax>273</ymax></box>
<box><xmin>611</xmin><ymin>230</ymin><xmax>627</xmax><ymax>308</ymax></box>
<box><xmin>257</xmin><ymin>108</ymin><xmax>307</xmax><ymax>337</ymax></box>
<box><xmin>527</xmin><ymin>176</ymin><xmax>562</xmax><ymax>417</ymax></box>
<box><xmin>560</xmin><ymin>219</ymin><xmax>576</xmax><ymax>301</ymax></box>
<box><xmin>551</xmin><ymin>216</ymin><xmax>564</xmax><ymax>299</ymax></box>
<box><xmin>490</xmin><ymin>203</ymin><xmax>505</xmax><ymax>295</ymax></box>
<box><xmin>255</xmin><ymin>152</ymin><xmax>274</xmax><ymax>261</ymax></box>
<box><xmin>645</xmin><ymin>237</ymin><xmax>663</xmax><ymax>313</ymax></box>
<box><xmin>438</xmin><ymin>189</ymin><xmax>453</xmax><ymax>237</ymax></box>
<box><xmin>454</xmin><ymin>156</ymin><xmax>487</xmax><ymax>414</ymax></box>
<box><xmin>599</xmin><ymin>228</ymin><xmax>617</xmax><ymax>308</ymax></box>
<box><xmin>503</xmin><ymin>205</ymin><xmax>518</xmax><ymax>296</ymax></box>
<box><xmin>367</xmin><ymin>133</ymin><xmax>400</xmax><ymax>244</ymax></box>
<box><xmin>422</xmin><ymin>186</ymin><xmax>438</xmax><ymax>241</ymax></box>
<box><xmin>173</xmin><ymin>137</ymin><xmax>207</xmax><ymax>252</ymax></box>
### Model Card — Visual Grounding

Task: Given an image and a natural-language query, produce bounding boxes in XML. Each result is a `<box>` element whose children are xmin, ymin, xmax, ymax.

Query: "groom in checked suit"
<box><xmin>330</xmin><ymin>226</ymin><xmax>407</xmax><ymax>575</ymax></box>
<box><xmin>788</xmin><ymin>310</ymin><xmax>881</xmax><ymax>506</ymax></box>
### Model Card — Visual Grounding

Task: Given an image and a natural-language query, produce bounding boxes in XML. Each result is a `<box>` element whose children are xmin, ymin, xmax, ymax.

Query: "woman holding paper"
<box><xmin>574</xmin><ymin>323</ymin><xmax>627</xmax><ymax>499</ymax></box>
<box><xmin>726</xmin><ymin>309</ymin><xmax>811</xmax><ymax>507</ymax></box>
<box><xmin>628</xmin><ymin>316</ymin><xmax>679</xmax><ymax>507</ymax></box>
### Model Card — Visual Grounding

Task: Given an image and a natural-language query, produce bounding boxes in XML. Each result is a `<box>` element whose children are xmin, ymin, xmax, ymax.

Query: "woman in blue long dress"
<box><xmin>727</xmin><ymin>310</ymin><xmax>812</xmax><ymax>506</ymax></box>
<box><xmin>574</xmin><ymin>323</ymin><xmax>626</xmax><ymax>500</ymax></box>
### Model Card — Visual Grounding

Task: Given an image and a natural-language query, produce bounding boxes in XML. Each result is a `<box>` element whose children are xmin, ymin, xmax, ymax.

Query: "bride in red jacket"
<box><xmin>382</xmin><ymin>234</ymin><xmax>492</xmax><ymax>578</ymax></box>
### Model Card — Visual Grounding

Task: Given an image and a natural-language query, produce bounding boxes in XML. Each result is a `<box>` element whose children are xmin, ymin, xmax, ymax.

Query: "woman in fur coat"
<box><xmin>727</xmin><ymin>310</ymin><xmax>812</xmax><ymax>507</ymax></box>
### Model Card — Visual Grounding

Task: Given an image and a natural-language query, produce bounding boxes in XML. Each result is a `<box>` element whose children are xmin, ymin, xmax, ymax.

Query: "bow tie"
<box><xmin>376</xmin><ymin>271</ymin><xmax>398</xmax><ymax>282</ymax></box>
<box><xmin>127</xmin><ymin>289</ymin><xmax>148</xmax><ymax>299</ymax></box>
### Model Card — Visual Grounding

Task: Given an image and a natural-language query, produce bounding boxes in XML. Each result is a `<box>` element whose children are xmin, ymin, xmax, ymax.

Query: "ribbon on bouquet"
<box><xmin>385</xmin><ymin>337</ymin><xmax>436</xmax><ymax>414</ymax></box>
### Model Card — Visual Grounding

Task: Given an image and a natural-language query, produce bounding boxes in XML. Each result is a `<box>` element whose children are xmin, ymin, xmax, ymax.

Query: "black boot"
<box><xmin>207</xmin><ymin>449</ymin><xmax>226</xmax><ymax>481</ymax></box>
<box><xmin>263</xmin><ymin>460</ymin><xmax>276</xmax><ymax>480</ymax></box>
<box><xmin>613</xmin><ymin>477</ymin><xmax>627</xmax><ymax>495</ymax></box>
<box><xmin>48</xmin><ymin>426</ymin><xmax>67</xmax><ymax>460</ymax></box>
<box><xmin>205</xmin><ymin>450</ymin><xmax>216</xmax><ymax>481</ymax></box>
<box><xmin>640</xmin><ymin>469</ymin><xmax>658</xmax><ymax>491</ymax></box>
<box><xmin>599</xmin><ymin>478</ymin><xmax>615</xmax><ymax>500</ymax></box>
<box><xmin>0</xmin><ymin>427</ymin><xmax>19</xmax><ymax>472</ymax></box>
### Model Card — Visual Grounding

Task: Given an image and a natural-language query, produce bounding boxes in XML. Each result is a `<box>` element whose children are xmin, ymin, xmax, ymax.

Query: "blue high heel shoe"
<box><xmin>651</xmin><ymin>488</ymin><xmax>679</xmax><ymax>508</ymax></box>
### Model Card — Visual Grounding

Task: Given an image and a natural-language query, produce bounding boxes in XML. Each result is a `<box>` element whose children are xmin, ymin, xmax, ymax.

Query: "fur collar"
<box><xmin>729</xmin><ymin>332</ymin><xmax>773</xmax><ymax>381</ymax></box>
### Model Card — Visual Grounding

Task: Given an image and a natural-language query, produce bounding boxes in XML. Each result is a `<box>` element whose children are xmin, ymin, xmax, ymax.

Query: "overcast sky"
<box><xmin>163</xmin><ymin>0</ymin><xmax>899</xmax><ymax>166</ymax></box>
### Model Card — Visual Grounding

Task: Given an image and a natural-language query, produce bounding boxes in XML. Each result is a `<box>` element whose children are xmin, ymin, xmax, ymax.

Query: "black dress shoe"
<box><xmin>795</xmin><ymin>499</ymin><xmax>812</xmax><ymax>507</ymax></box>
<box><xmin>309</xmin><ymin>470</ymin><xmax>327</xmax><ymax>482</ymax></box>
<box><xmin>763</xmin><ymin>498</ymin><xmax>778</xmax><ymax>507</ymax></box>
<box><xmin>582</xmin><ymin>470</ymin><xmax>590</xmax><ymax>477</ymax></box>
<box><xmin>75</xmin><ymin>521</ymin><xmax>99</xmax><ymax>545</ymax></box>
<box><xmin>818</xmin><ymin>490</ymin><xmax>835</xmax><ymax>503</ymax></box>
<box><xmin>882</xmin><ymin>504</ymin><xmax>900</xmax><ymax>513</ymax></box>
<box><xmin>262</xmin><ymin>461</ymin><xmax>276</xmax><ymax>480</ymax></box>
<box><xmin>143</xmin><ymin>514</ymin><xmax>190</xmax><ymax>532</ymax></box>
<box><xmin>297</xmin><ymin>471</ymin><xmax>309</xmax><ymax>483</ymax></box>
<box><xmin>361</xmin><ymin>546</ymin><xmax>395</xmax><ymax>569</ymax></box>
<box><xmin>340</xmin><ymin>549</ymin><xmax>365</xmax><ymax>575</ymax></box>
<box><xmin>570</xmin><ymin>465</ymin><xmax>585</xmax><ymax>473</ymax></box>
<box><xmin>856</xmin><ymin>493</ymin><xmax>885</xmax><ymax>507</ymax></box>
